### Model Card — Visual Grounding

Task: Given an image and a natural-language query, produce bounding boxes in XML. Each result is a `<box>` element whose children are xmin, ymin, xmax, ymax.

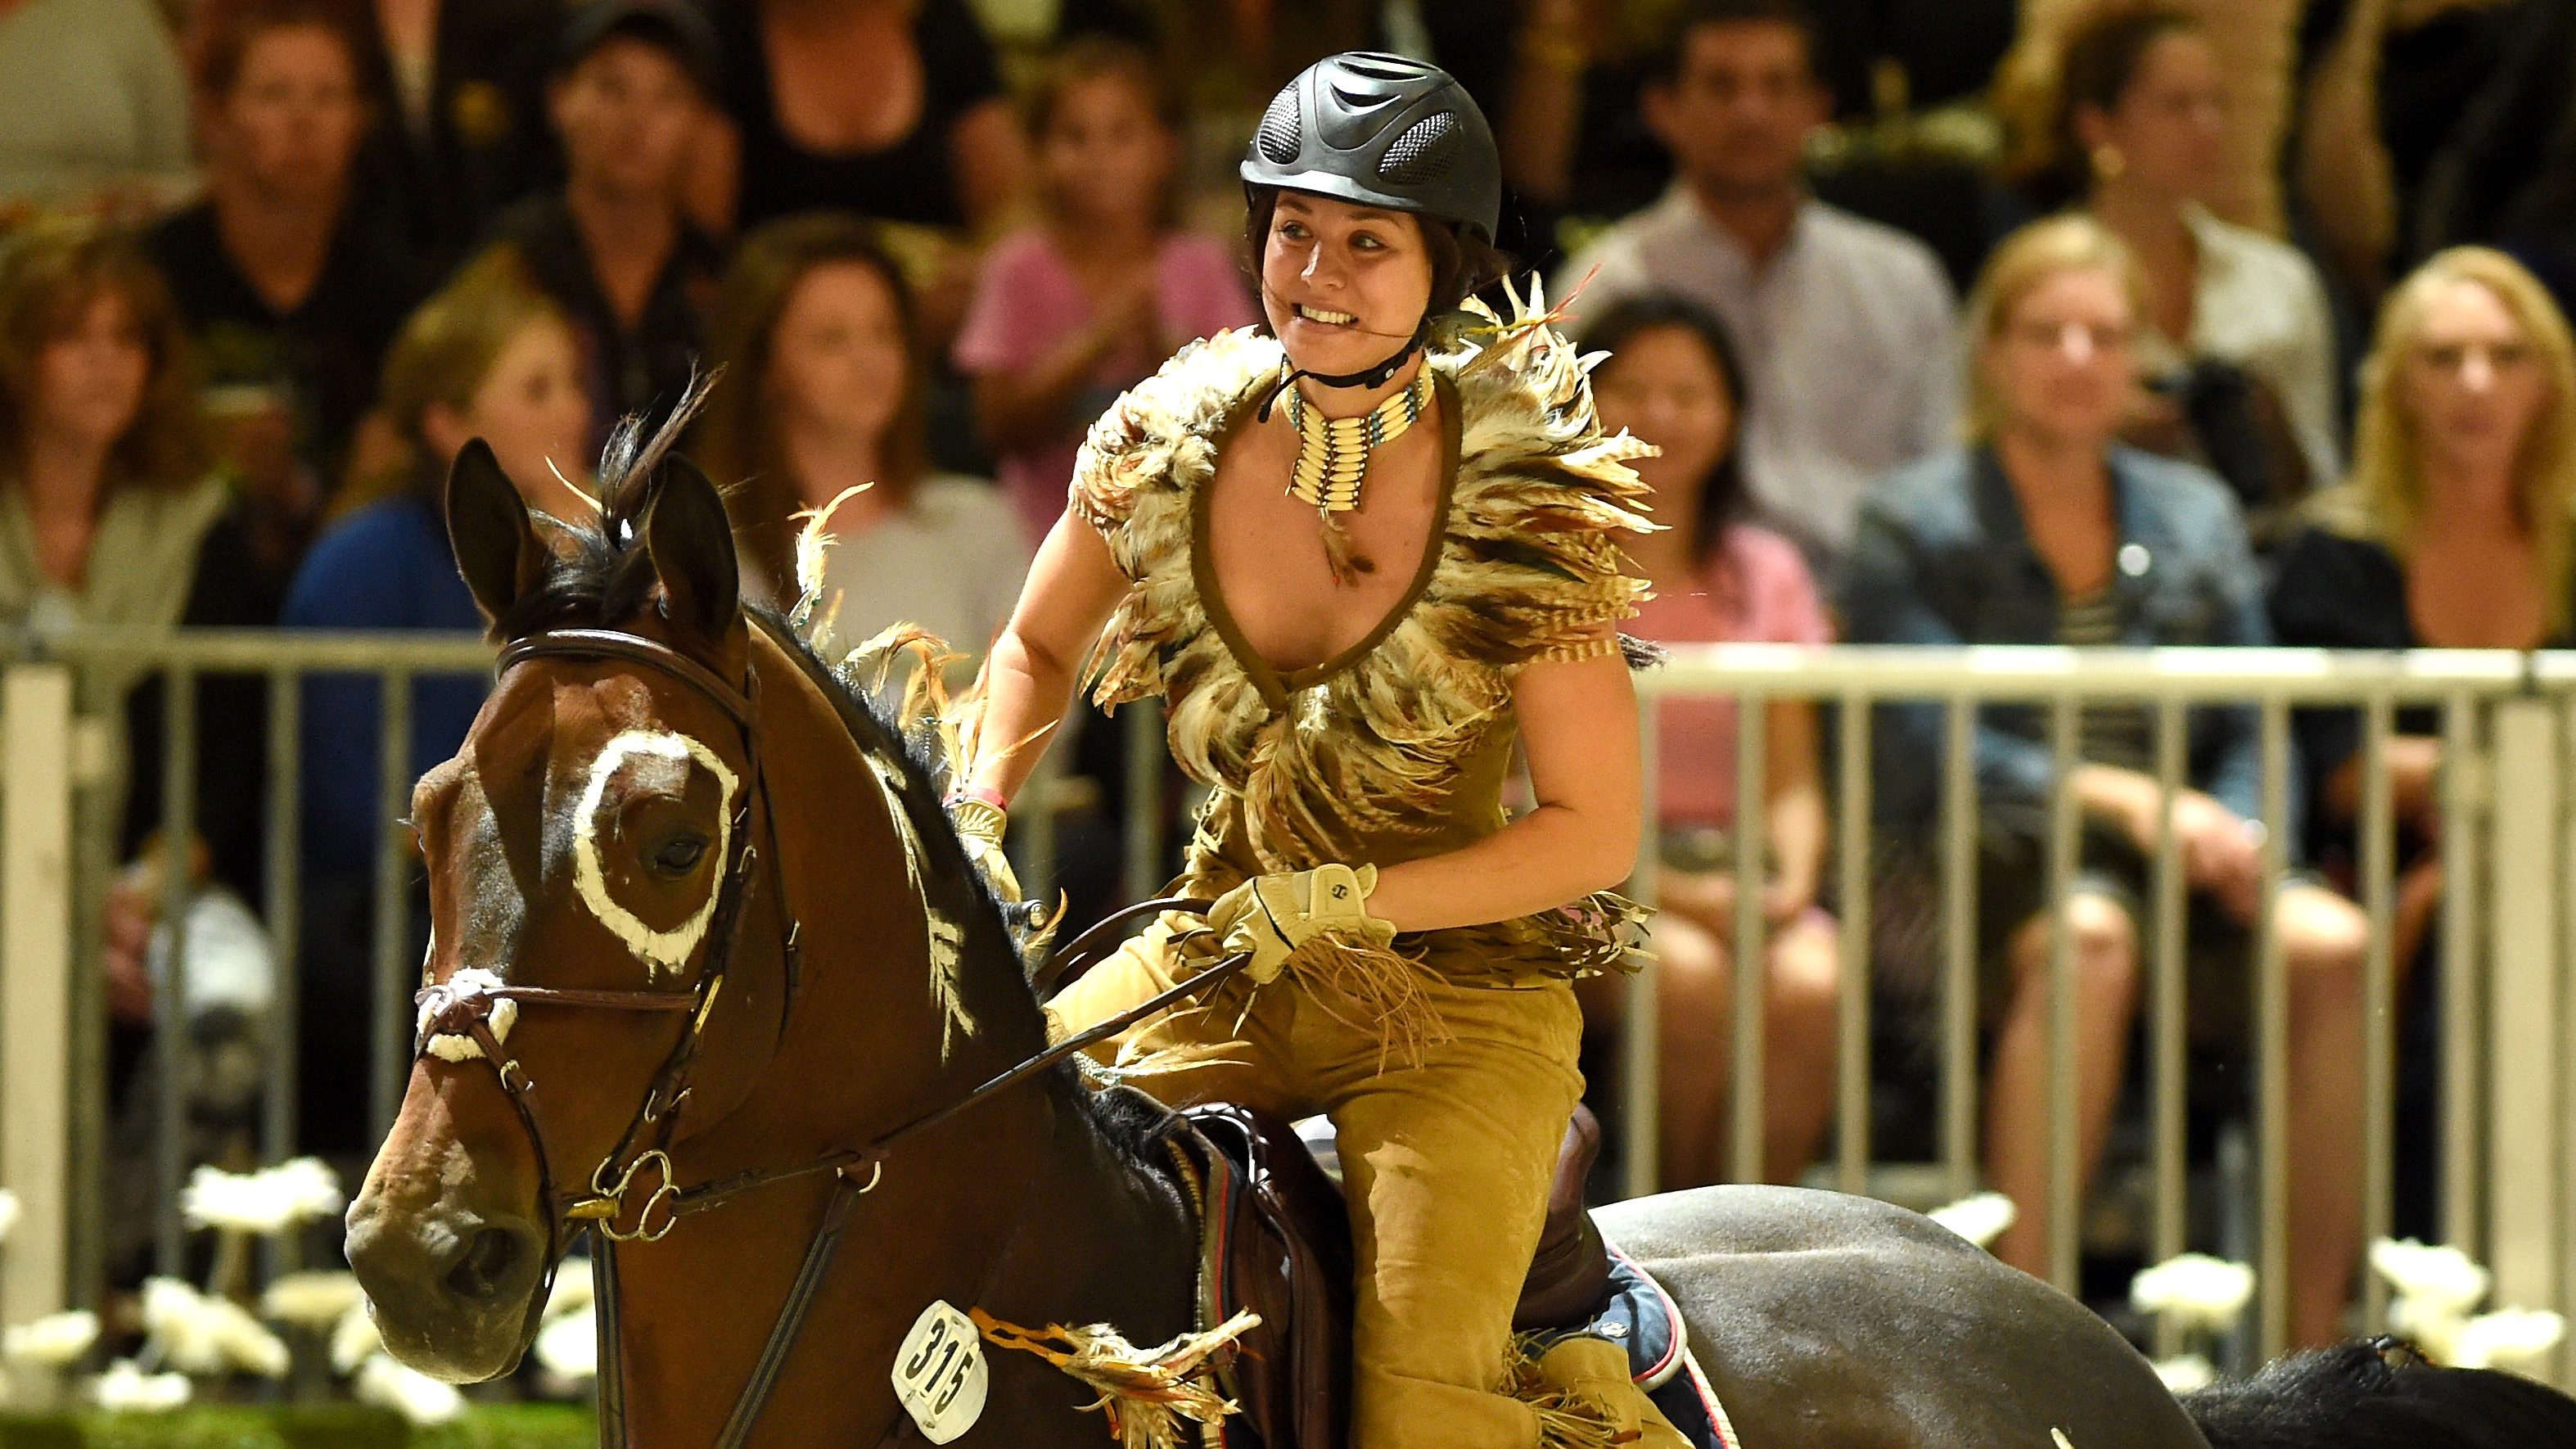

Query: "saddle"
<box><xmin>1166</xmin><ymin>1102</ymin><xmax>1617</xmax><ymax>1449</ymax></box>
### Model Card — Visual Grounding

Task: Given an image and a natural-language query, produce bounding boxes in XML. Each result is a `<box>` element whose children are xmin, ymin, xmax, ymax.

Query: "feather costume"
<box><xmin>1053</xmin><ymin>288</ymin><xmax>1657</xmax><ymax>1004</ymax></box>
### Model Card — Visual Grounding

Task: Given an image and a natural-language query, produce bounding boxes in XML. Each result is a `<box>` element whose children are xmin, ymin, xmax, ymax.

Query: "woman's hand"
<box><xmin>102</xmin><ymin>876</ymin><xmax>156</xmax><ymax>1026</ymax></box>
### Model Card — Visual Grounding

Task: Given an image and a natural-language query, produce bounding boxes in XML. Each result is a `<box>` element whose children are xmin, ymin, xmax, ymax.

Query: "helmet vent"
<box><xmin>1378</xmin><ymin>112</ymin><xmax>1459</xmax><ymax>185</ymax></box>
<box><xmin>1255</xmin><ymin>88</ymin><xmax>1303</xmax><ymax>165</ymax></box>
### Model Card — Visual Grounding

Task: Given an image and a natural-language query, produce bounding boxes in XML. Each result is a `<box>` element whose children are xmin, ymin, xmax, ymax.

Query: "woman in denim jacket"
<box><xmin>1840</xmin><ymin>214</ymin><xmax>2368</xmax><ymax>1347</ymax></box>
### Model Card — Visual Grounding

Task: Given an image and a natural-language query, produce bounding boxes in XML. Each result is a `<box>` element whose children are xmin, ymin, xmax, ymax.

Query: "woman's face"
<box><xmin>2081</xmin><ymin>30</ymin><xmax>2225</xmax><ymax>205</ymax></box>
<box><xmin>1259</xmin><ymin>191</ymin><xmax>1435</xmax><ymax>380</ymax></box>
<box><xmin>2400</xmin><ymin>276</ymin><xmax>2553</xmax><ymax>486</ymax></box>
<box><xmin>33</xmin><ymin>287</ymin><xmax>152</xmax><ymax>454</ymax></box>
<box><xmin>437</xmin><ymin>317</ymin><xmax>591</xmax><ymax>504</ymax></box>
<box><xmin>766</xmin><ymin>260</ymin><xmax>908</xmax><ymax>450</ymax></box>
<box><xmin>1987</xmin><ymin>264</ymin><xmax>2139</xmax><ymax>449</ymax></box>
<box><xmin>217</xmin><ymin>25</ymin><xmax>367</xmax><ymax>204</ymax></box>
<box><xmin>1038</xmin><ymin>74</ymin><xmax>1174</xmax><ymax>227</ymax></box>
<box><xmin>1591</xmin><ymin>324</ymin><xmax>1737</xmax><ymax>517</ymax></box>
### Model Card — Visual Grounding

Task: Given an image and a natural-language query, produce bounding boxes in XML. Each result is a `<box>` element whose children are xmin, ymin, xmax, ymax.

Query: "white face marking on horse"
<box><xmin>571</xmin><ymin>729</ymin><xmax>739</xmax><ymax>980</ymax></box>
<box><xmin>419</xmin><ymin>967</ymin><xmax>517</xmax><ymax>1063</ymax></box>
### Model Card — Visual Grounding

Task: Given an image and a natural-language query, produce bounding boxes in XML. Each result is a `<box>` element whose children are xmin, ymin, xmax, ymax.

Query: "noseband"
<box><xmin>408</xmin><ymin>619</ymin><xmax>1251</xmax><ymax>1447</ymax></box>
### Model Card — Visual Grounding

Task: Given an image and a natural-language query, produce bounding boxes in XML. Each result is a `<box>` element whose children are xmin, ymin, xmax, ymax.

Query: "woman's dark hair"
<box><xmin>695</xmin><ymin>212</ymin><xmax>928</xmax><ymax>594</ymax></box>
<box><xmin>2012</xmin><ymin>2</ymin><xmax>2201</xmax><ymax>207</ymax></box>
<box><xmin>1576</xmin><ymin>291</ymin><xmax>1751</xmax><ymax>564</ymax></box>
<box><xmin>1242</xmin><ymin>184</ymin><xmax>1512</xmax><ymax>322</ymax></box>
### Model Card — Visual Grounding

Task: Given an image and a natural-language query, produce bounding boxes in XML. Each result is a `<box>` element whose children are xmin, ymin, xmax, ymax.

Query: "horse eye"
<box><xmin>650</xmin><ymin>836</ymin><xmax>709</xmax><ymax>877</ymax></box>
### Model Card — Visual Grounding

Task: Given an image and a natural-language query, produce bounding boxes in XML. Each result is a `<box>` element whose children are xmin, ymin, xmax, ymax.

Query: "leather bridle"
<box><xmin>408</xmin><ymin>618</ymin><xmax>1250</xmax><ymax>1447</ymax></box>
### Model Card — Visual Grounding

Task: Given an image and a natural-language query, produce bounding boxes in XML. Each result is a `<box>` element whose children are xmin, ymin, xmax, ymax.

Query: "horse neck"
<box><xmin>608</xmin><ymin>630</ymin><xmax>1201</xmax><ymax>1446</ymax></box>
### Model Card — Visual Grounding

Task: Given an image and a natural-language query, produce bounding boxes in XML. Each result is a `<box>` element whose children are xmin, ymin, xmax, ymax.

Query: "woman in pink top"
<box><xmin>953</xmin><ymin>38</ymin><xmax>1259</xmax><ymax>544</ymax></box>
<box><xmin>1580</xmin><ymin>293</ymin><xmax>1841</xmax><ymax>1190</ymax></box>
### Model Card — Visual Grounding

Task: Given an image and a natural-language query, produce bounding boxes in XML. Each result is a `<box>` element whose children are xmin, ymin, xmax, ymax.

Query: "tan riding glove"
<box><xmin>1202</xmin><ymin>863</ymin><xmax>1396</xmax><ymax>984</ymax></box>
<box><xmin>945</xmin><ymin>796</ymin><xmax>1024</xmax><ymax>905</ymax></box>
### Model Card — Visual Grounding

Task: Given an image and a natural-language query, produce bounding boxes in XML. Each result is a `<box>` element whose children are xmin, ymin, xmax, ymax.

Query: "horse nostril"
<box><xmin>444</xmin><ymin>1225</ymin><xmax>530</xmax><ymax>1302</ymax></box>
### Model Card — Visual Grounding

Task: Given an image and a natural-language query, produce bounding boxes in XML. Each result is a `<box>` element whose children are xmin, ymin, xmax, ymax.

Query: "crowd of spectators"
<box><xmin>9</xmin><ymin>0</ymin><xmax>2576</xmax><ymax>1336</ymax></box>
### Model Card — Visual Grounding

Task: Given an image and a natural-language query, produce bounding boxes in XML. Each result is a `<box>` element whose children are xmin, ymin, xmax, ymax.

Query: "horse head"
<box><xmin>344</xmin><ymin>417</ymin><xmax>1040</xmax><ymax>1388</ymax></box>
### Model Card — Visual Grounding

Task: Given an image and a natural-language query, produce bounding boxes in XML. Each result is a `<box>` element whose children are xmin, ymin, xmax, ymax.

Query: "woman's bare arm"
<box><xmin>1365</xmin><ymin>647</ymin><xmax>1643</xmax><ymax>932</ymax></box>
<box><xmin>960</xmin><ymin>509</ymin><xmax>1129</xmax><ymax>807</ymax></box>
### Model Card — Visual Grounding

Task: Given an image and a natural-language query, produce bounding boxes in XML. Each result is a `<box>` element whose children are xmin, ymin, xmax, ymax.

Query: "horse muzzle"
<box><xmin>345</xmin><ymin>1189</ymin><xmax>549</xmax><ymax>1384</ymax></box>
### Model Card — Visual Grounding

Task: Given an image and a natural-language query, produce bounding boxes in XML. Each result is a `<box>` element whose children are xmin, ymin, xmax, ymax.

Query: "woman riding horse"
<box><xmin>952</xmin><ymin>52</ymin><xmax>1682</xmax><ymax>1448</ymax></box>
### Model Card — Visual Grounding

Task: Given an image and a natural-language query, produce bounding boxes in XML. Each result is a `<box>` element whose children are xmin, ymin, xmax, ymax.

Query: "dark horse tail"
<box><xmin>2181</xmin><ymin>1338</ymin><xmax>2576</xmax><ymax>1448</ymax></box>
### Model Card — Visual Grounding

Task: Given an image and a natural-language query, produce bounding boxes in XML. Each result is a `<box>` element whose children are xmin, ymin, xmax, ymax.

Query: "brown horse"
<box><xmin>346</xmin><ymin>429</ymin><xmax>2576</xmax><ymax>1449</ymax></box>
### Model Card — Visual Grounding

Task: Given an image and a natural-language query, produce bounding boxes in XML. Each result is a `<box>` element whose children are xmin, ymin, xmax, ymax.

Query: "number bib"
<box><xmin>891</xmin><ymin>1299</ymin><xmax>990</xmax><ymax>1443</ymax></box>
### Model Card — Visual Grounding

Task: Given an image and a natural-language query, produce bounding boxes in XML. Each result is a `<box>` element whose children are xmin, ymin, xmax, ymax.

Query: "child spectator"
<box><xmin>281</xmin><ymin>255</ymin><xmax>589</xmax><ymax>1157</ymax></box>
<box><xmin>954</xmin><ymin>37</ymin><xmax>1257</xmax><ymax>545</ymax></box>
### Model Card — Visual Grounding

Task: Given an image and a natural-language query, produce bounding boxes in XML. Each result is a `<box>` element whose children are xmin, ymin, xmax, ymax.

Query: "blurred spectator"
<box><xmin>342</xmin><ymin>0</ymin><xmax>557</xmax><ymax>267</ymax></box>
<box><xmin>282</xmin><ymin>255</ymin><xmax>589</xmax><ymax>1156</ymax></box>
<box><xmin>2018</xmin><ymin>3</ymin><xmax>2342</xmax><ymax>536</ymax></box>
<box><xmin>1055</xmin><ymin>0</ymin><xmax>1373</xmax><ymax>234</ymax></box>
<box><xmin>480</xmin><ymin>0</ymin><xmax>722</xmax><ymax>437</ymax></box>
<box><xmin>1842</xmin><ymin>214</ymin><xmax>2366</xmax><ymax>1347</ymax></box>
<box><xmin>698</xmin><ymin>213</ymin><xmax>1026</xmax><ymax>678</ymax></box>
<box><xmin>954</xmin><ymin>38</ymin><xmax>1256</xmax><ymax>546</ymax></box>
<box><xmin>1573</xmin><ymin>294</ymin><xmax>1838</xmax><ymax>1189</ymax></box>
<box><xmin>0</xmin><ymin>221</ymin><xmax>274</xmax><ymax>1101</ymax></box>
<box><xmin>2272</xmin><ymin>247</ymin><xmax>2576</xmax><ymax>968</ymax></box>
<box><xmin>702</xmin><ymin>0</ymin><xmax>1023</xmax><ymax>238</ymax></box>
<box><xmin>1554</xmin><ymin>0</ymin><xmax>1958</xmax><ymax>562</ymax></box>
<box><xmin>150</xmin><ymin>0</ymin><xmax>422</xmax><ymax>584</ymax></box>
<box><xmin>0</xmin><ymin>0</ymin><xmax>195</xmax><ymax>221</ymax></box>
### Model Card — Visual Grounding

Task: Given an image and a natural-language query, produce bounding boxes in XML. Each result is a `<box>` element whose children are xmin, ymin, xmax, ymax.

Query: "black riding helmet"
<box><xmin>1242</xmin><ymin>52</ymin><xmax>1501</xmax><ymax>247</ymax></box>
<box><xmin>1242</xmin><ymin>53</ymin><xmax>1501</xmax><ymax>397</ymax></box>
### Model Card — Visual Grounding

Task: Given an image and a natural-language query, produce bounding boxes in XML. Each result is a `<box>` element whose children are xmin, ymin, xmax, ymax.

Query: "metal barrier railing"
<box><xmin>2</xmin><ymin>633</ymin><xmax>2569</xmax><ymax>1384</ymax></box>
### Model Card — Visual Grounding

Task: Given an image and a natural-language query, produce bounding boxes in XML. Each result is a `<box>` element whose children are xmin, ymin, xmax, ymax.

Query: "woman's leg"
<box><xmin>1308</xmin><ymin>979</ymin><xmax>1678</xmax><ymax>1447</ymax></box>
<box><xmin>2276</xmin><ymin>882</ymin><xmax>2370</xmax><ymax>1347</ymax></box>
<box><xmin>1042</xmin><ymin>910</ymin><xmax>1291</xmax><ymax>1113</ymax></box>
<box><xmin>1986</xmin><ymin>892</ymin><xmax>2141</xmax><ymax>1280</ymax></box>
<box><xmin>1642</xmin><ymin>910</ymin><xmax>1733</xmax><ymax>1190</ymax></box>
<box><xmin>1762</xmin><ymin>912</ymin><xmax>1843</xmax><ymax>1186</ymax></box>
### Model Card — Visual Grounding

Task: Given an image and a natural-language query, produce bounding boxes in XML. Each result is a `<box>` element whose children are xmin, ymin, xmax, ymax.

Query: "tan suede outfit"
<box><xmin>1039</xmin><ymin>299</ymin><xmax>1663</xmax><ymax>1447</ymax></box>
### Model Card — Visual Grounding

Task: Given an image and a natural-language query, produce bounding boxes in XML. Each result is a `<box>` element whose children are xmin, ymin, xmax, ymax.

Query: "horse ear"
<box><xmin>644</xmin><ymin>455</ymin><xmax>740</xmax><ymax>642</ymax></box>
<box><xmin>446</xmin><ymin>440</ymin><xmax>545</xmax><ymax>625</ymax></box>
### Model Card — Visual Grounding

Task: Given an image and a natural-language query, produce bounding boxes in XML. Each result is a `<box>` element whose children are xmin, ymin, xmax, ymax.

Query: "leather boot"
<box><xmin>1521</xmin><ymin>1334</ymin><xmax>1692</xmax><ymax>1449</ymax></box>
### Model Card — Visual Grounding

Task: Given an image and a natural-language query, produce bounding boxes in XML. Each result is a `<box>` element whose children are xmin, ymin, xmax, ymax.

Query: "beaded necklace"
<box><xmin>1282</xmin><ymin>368</ymin><xmax>1432</xmax><ymax>514</ymax></box>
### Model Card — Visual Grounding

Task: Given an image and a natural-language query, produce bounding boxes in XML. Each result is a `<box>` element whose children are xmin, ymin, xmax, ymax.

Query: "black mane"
<box><xmin>487</xmin><ymin>396</ymin><xmax>1160</xmax><ymax>1169</ymax></box>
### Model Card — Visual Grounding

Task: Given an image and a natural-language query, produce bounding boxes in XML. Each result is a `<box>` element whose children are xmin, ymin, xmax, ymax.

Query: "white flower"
<box><xmin>2130</xmin><ymin>1254</ymin><xmax>2257</xmax><ymax>1337</ymax></box>
<box><xmin>330</xmin><ymin>1302</ymin><xmax>383</xmax><ymax>1376</ymax></box>
<box><xmin>178</xmin><ymin>1158</ymin><xmax>346</xmax><ymax>1236</ymax></box>
<box><xmin>141</xmin><ymin>1278</ymin><xmax>287</xmax><ymax>1378</ymax></box>
<box><xmin>2150</xmin><ymin>1354</ymin><xmax>2217</xmax><ymax>1394</ymax></box>
<box><xmin>3</xmin><ymin>1310</ymin><xmax>99</xmax><ymax>1367</ymax></box>
<box><xmin>2387</xmin><ymin>1294</ymin><xmax>2469</xmax><ymax>1361</ymax></box>
<box><xmin>544</xmin><ymin>1260</ymin><xmax>593</xmax><ymax>1320</ymax></box>
<box><xmin>356</xmin><ymin>1353</ymin><xmax>465</xmax><ymax>1424</ymax></box>
<box><xmin>205</xmin><ymin>1298</ymin><xmax>290</xmax><ymax>1378</ymax></box>
<box><xmin>535</xmin><ymin>1307</ymin><xmax>596</xmax><ymax>1380</ymax></box>
<box><xmin>2370</xmin><ymin>1239</ymin><xmax>2491</xmax><ymax>1319</ymax></box>
<box><xmin>92</xmin><ymin>1359</ymin><xmax>192</xmax><ymax>1413</ymax></box>
<box><xmin>1926</xmin><ymin>1193</ymin><xmax>2017</xmax><ymax>1250</ymax></box>
<box><xmin>261</xmin><ymin>1271</ymin><xmax>367</xmax><ymax>1329</ymax></box>
<box><xmin>2451</xmin><ymin>1309</ymin><xmax>2566</xmax><ymax>1371</ymax></box>
<box><xmin>0</xmin><ymin>1189</ymin><xmax>20</xmax><ymax>1244</ymax></box>
<box><xmin>141</xmin><ymin>1277</ymin><xmax>224</xmax><ymax>1375</ymax></box>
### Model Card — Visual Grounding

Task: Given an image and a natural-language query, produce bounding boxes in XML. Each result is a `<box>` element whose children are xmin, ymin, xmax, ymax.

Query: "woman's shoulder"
<box><xmin>1067</xmin><ymin>327</ymin><xmax>1281</xmax><ymax>533</ymax></box>
<box><xmin>2190</xmin><ymin>207</ymin><xmax>2327</xmax><ymax>295</ymax></box>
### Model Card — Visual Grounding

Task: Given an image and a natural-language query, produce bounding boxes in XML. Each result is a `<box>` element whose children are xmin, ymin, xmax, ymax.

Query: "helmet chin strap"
<box><xmin>1255</xmin><ymin>286</ymin><xmax>1433</xmax><ymax>422</ymax></box>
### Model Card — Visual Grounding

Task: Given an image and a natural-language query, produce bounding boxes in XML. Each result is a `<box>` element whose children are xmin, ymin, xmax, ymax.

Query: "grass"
<box><xmin>0</xmin><ymin>1406</ymin><xmax>593</xmax><ymax>1449</ymax></box>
